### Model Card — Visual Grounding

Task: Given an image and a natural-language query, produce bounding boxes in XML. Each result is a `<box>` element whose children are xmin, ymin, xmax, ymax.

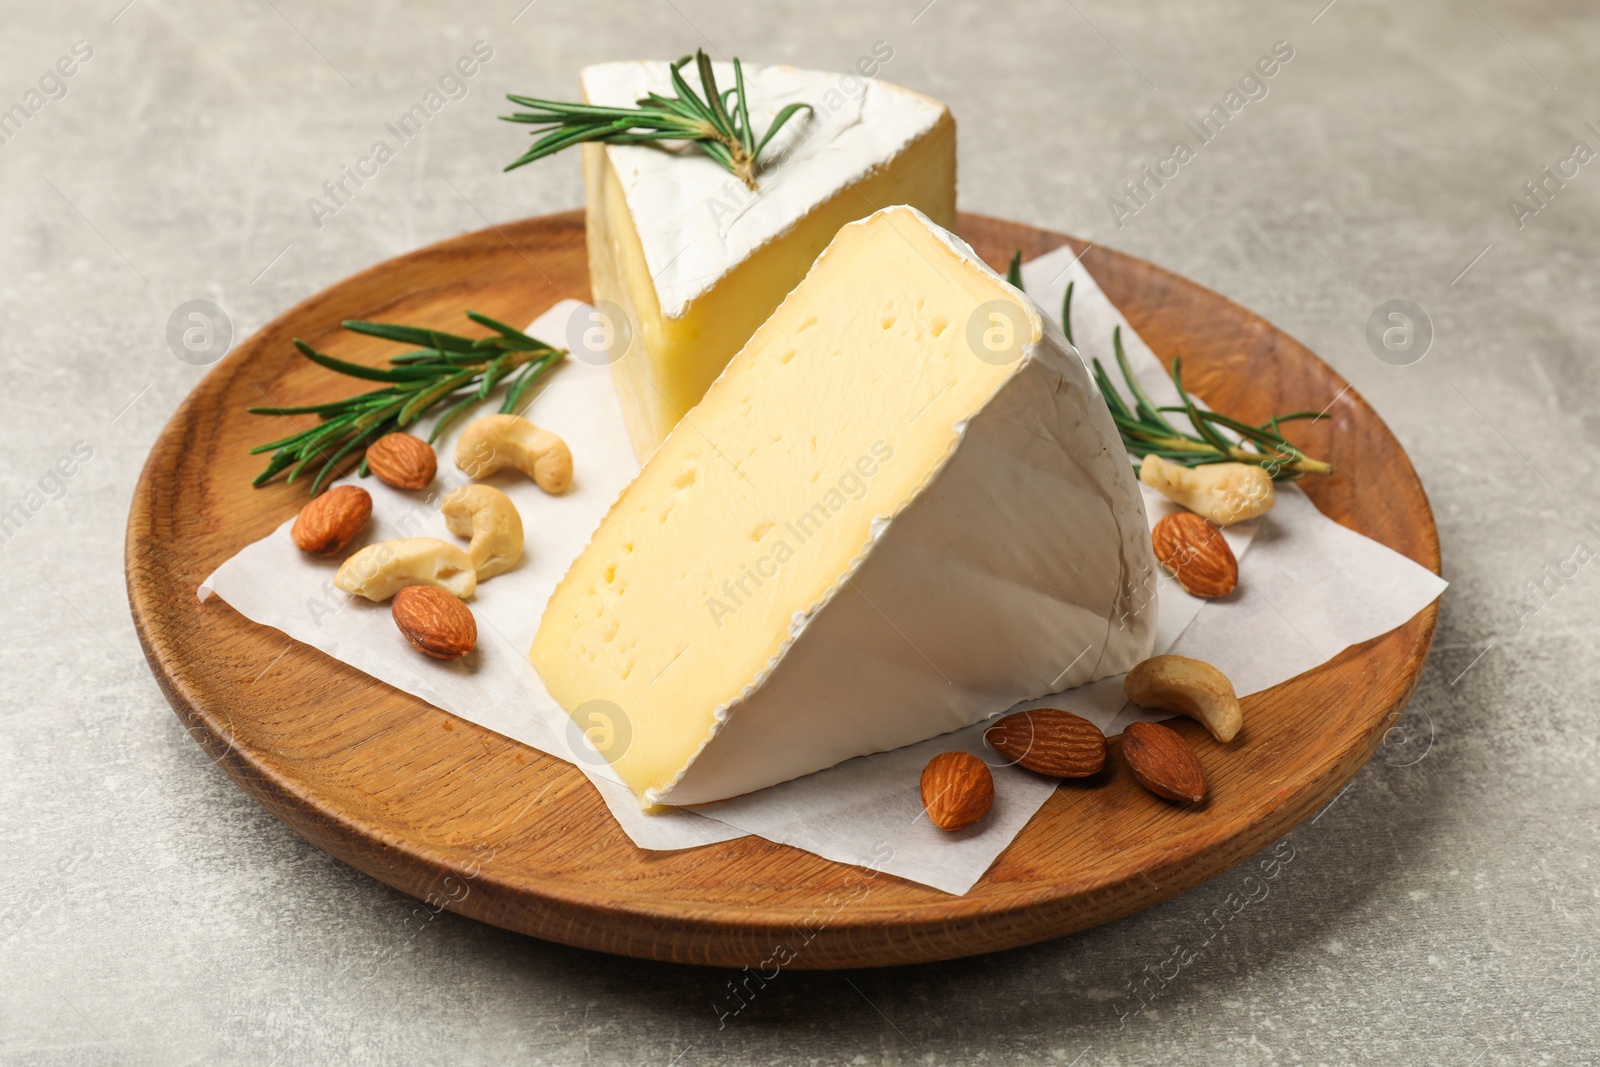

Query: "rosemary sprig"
<box><xmin>1059</xmin><ymin>283</ymin><xmax>1333</xmax><ymax>479</ymax></box>
<box><xmin>501</xmin><ymin>50</ymin><xmax>812</xmax><ymax>190</ymax></box>
<box><xmin>1023</xmin><ymin>261</ymin><xmax>1334</xmax><ymax>480</ymax></box>
<box><xmin>249</xmin><ymin>312</ymin><xmax>565</xmax><ymax>496</ymax></box>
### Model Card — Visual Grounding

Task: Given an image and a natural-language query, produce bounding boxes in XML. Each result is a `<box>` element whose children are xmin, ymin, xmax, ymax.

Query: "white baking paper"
<box><xmin>199</xmin><ymin>252</ymin><xmax>1446</xmax><ymax>897</ymax></box>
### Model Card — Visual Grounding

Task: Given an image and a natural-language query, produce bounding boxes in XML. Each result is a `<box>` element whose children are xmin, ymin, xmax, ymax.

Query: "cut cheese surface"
<box><xmin>532</xmin><ymin>207</ymin><xmax>1156</xmax><ymax>807</ymax></box>
<box><xmin>580</xmin><ymin>60</ymin><xmax>956</xmax><ymax>459</ymax></box>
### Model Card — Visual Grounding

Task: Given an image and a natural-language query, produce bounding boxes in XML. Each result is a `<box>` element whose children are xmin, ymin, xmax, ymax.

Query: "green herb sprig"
<box><xmin>1058</xmin><ymin>282</ymin><xmax>1333</xmax><ymax>479</ymax></box>
<box><xmin>501</xmin><ymin>50</ymin><xmax>812</xmax><ymax>190</ymax></box>
<box><xmin>249</xmin><ymin>313</ymin><xmax>564</xmax><ymax>496</ymax></box>
<box><xmin>1032</xmin><ymin>263</ymin><xmax>1334</xmax><ymax>480</ymax></box>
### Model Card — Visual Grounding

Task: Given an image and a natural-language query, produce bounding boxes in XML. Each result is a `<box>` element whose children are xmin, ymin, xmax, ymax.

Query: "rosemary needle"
<box><xmin>1005</xmin><ymin>250</ymin><xmax>1024</xmax><ymax>289</ymax></box>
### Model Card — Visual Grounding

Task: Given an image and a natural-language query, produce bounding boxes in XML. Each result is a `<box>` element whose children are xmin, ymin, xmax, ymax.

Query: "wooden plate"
<box><xmin>126</xmin><ymin>211</ymin><xmax>1439</xmax><ymax>969</ymax></box>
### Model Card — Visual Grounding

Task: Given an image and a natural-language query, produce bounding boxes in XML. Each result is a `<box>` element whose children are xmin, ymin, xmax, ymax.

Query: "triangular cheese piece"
<box><xmin>533</xmin><ymin>207</ymin><xmax>1156</xmax><ymax>807</ymax></box>
<box><xmin>580</xmin><ymin>60</ymin><xmax>956</xmax><ymax>459</ymax></box>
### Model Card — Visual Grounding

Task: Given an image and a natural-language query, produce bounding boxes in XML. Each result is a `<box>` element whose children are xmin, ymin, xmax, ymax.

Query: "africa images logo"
<box><xmin>705</xmin><ymin>441</ymin><xmax>893</xmax><ymax>628</ymax></box>
<box><xmin>305</xmin><ymin>42</ymin><xmax>494</xmax><ymax>228</ymax></box>
<box><xmin>1106</xmin><ymin>40</ymin><xmax>1295</xmax><ymax>229</ymax></box>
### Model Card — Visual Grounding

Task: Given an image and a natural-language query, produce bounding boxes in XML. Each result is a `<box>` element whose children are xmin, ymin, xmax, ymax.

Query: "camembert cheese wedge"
<box><xmin>533</xmin><ymin>207</ymin><xmax>1156</xmax><ymax>808</ymax></box>
<box><xmin>580</xmin><ymin>59</ymin><xmax>956</xmax><ymax>460</ymax></box>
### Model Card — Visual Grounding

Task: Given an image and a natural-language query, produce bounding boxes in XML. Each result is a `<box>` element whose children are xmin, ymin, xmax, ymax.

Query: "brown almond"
<box><xmin>920</xmin><ymin>751</ymin><xmax>994</xmax><ymax>831</ymax></box>
<box><xmin>1121</xmin><ymin>721</ymin><xmax>1207</xmax><ymax>803</ymax></box>
<box><xmin>366</xmin><ymin>432</ymin><xmax>437</xmax><ymax>490</ymax></box>
<box><xmin>1152</xmin><ymin>511</ymin><xmax>1238</xmax><ymax>597</ymax></box>
<box><xmin>291</xmin><ymin>484</ymin><xmax>371</xmax><ymax>556</ymax></box>
<box><xmin>985</xmin><ymin>709</ymin><xmax>1106</xmax><ymax>778</ymax></box>
<box><xmin>391</xmin><ymin>586</ymin><xmax>476</xmax><ymax>659</ymax></box>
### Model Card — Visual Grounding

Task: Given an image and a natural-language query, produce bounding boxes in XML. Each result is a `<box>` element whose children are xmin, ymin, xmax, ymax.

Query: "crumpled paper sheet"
<box><xmin>200</xmin><ymin>247</ymin><xmax>1445</xmax><ymax>895</ymax></box>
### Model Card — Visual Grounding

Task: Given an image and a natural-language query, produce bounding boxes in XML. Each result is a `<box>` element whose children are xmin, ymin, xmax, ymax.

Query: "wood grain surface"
<box><xmin>125</xmin><ymin>211</ymin><xmax>1440</xmax><ymax>969</ymax></box>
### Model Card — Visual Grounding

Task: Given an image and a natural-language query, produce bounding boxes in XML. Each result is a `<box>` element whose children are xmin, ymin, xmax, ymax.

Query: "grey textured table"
<box><xmin>3</xmin><ymin>0</ymin><xmax>1595</xmax><ymax>1063</ymax></box>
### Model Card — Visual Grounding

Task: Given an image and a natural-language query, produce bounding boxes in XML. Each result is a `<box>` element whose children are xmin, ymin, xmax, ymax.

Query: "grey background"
<box><xmin>2</xmin><ymin>0</ymin><xmax>1595</xmax><ymax>1063</ymax></box>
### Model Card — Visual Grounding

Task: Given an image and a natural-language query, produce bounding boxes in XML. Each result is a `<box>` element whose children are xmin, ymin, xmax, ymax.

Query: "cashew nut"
<box><xmin>1124</xmin><ymin>654</ymin><xmax>1243</xmax><ymax>743</ymax></box>
<box><xmin>455</xmin><ymin>414</ymin><xmax>572</xmax><ymax>494</ymax></box>
<box><xmin>1140</xmin><ymin>455</ymin><xmax>1274</xmax><ymax>526</ymax></box>
<box><xmin>334</xmin><ymin>537</ymin><xmax>476</xmax><ymax>601</ymax></box>
<box><xmin>442</xmin><ymin>485</ymin><xmax>524</xmax><ymax>580</ymax></box>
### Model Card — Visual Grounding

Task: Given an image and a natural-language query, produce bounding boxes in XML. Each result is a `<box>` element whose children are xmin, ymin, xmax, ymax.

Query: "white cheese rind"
<box><xmin>650</xmin><ymin>211</ymin><xmax>1156</xmax><ymax>806</ymax></box>
<box><xmin>579</xmin><ymin>60</ymin><xmax>948</xmax><ymax>320</ymax></box>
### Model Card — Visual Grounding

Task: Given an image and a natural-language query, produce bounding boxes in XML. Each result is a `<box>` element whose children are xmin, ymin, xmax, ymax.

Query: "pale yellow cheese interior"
<box><xmin>532</xmin><ymin>209</ymin><xmax>1030</xmax><ymax>804</ymax></box>
<box><xmin>582</xmin><ymin>112</ymin><xmax>956</xmax><ymax>460</ymax></box>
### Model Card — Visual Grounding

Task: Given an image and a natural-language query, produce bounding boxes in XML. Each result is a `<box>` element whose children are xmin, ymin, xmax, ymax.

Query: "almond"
<box><xmin>366</xmin><ymin>432</ymin><xmax>437</xmax><ymax>490</ymax></box>
<box><xmin>1152</xmin><ymin>511</ymin><xmax>1238</xmax><ymax>597</ymax></box>
<box><xmin>1121</xmin><ymin>721</ymin><xmax>1207</xmax><ymax>803</ymax></box>
<box><xmin>920</xmin><ymin>751</ymin><xmax>994</xmax><ymax>831</ymax></box>
<box><xmin>391</xmin><ymin>586</ymin><xmax>476</xmax><ymax>659</ymax></box>
<box><xmin>291</xmin><ymin>484</ymin><xmax>371</xmax><ymax>556</ymax></box>
<box><xmin>985</xmin><ymin>709</ymin><xmax>1106</xmax><ymax>777</ymax></box>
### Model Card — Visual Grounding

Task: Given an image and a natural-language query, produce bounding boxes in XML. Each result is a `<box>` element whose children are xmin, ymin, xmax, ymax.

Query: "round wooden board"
<box><xmin>127</xmin><ymin>211</ymin><xmax>1439</xmax><ymax>970</ymax></box>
